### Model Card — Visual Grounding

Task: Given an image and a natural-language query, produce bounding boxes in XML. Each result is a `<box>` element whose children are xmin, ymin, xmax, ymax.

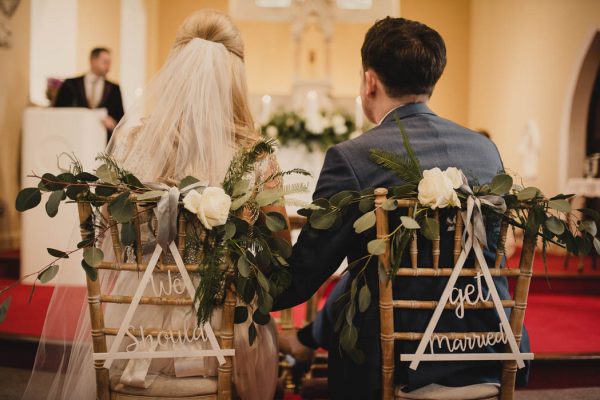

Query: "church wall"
<box><xmin>402</xmin><ymin>0</ymin><xmax>471</xmax><ymax>127</ymax></box>
<box><xmin>0</xmin><ymin>0</ymin><xmax>31</xmax><ymax>249</ymax></box>
<box><xmin>469</xmin><ymin>0</ymin><xmax>600</xmax><ymax>195</ymax></box>
<box><xmin>76</xmin><ymin>0</ymin><xmax>121</xmax><ymax>82</ymax></box>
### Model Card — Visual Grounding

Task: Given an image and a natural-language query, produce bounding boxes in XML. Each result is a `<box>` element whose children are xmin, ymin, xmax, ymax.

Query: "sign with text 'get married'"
<box><xmin>400</xmin><ymin>234</ymin><xmax>534</xmax><ymax>370</ymax></box>
<box><xmin>93</xmin><ymin>242</ymin><xmax>233</xmax><ymax>368</ymax></box>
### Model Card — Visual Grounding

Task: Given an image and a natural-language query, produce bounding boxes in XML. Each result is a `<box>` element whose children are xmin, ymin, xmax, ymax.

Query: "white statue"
<box><xmin>517</xmin><ymin>119</ymin><xmax>541</xmax><ymax>180</ymax></box>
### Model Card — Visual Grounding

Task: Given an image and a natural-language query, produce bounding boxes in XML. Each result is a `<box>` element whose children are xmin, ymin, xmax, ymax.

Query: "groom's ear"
<box><xmin>364</xmin><ymin>69</ymin><xmax>379</xmax><ymax>98</ymax></box>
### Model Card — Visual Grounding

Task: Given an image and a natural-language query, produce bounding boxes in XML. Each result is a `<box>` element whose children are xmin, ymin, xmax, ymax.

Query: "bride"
<box><xmin>24</xmin><ymin>9</ymin><xmax>285</xmax><ymax>400</ymax></box>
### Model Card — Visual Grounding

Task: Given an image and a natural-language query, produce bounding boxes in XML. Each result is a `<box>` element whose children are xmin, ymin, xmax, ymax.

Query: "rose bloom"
<box><xmin>183</xmin><ymin>187</ymin><xmax>231</xmax><ymax>229</ymax></box>
<box><xmin>265</xmin><ymin>125</ymin><xmax>278</xmax><ymax>139</ymax></box>
<box><xmin>417</xmin><ymin>168</ymin><xmax>461</xmax><ymax>209</ymax></box>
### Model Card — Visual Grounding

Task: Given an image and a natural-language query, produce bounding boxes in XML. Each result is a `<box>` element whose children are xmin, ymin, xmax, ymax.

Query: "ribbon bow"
<box><xmin>457</xmin><ymin>172</ymin><xmax>507</xmax><ymax>250</ymax></box>
<box><xmin>144</xmin><ymin>181</ymin><xmax>206</xmax><ymax>250</ymax></box>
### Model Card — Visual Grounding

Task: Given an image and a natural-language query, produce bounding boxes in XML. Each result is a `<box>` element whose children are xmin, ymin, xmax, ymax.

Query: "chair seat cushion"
<box><xmin>395</xmin><ymin>383</ymin><xmax>500</xmax><ymax>400</ymax></box>
<box><xmin>111</xmin><ymin>373</ymin><xmax>217</xmax><ymax>397</ymax></box>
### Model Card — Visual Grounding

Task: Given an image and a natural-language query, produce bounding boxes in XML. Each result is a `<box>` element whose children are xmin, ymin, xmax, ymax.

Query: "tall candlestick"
<box><xmin>260</xmin><ymin>94</ymin><xmax>272</xmax><ymax>125</ymax></box>
<box><xmin>355</xmin><ymin>96</ymin><xmax>364</xmax><ymax>131</ymax></box>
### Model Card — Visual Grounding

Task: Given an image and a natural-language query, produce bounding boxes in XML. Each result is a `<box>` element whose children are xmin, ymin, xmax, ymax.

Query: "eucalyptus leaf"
<box><xmin>121</xmin><ymin>222</ymin><xmax>136</xmax><ymax>246</ymax></box>
<box><xmin>45</xmin><ymin>190</ymin><xmax>63</xmax><ymax>218</ymax></box>
<box><xmin>310</xmin><ymin>209</ymin><xmax>338</xmax><ymax>230</ymax></box>
<box><xmin>516</xmin><ymin>187</ymin><xmax>540</xmax><ymax>201</ymax></box>
<box><xmin>258</xmin><ymin>290</ymin><xmax>273</xmax><ymax>314</ymax></box>
<box><xmin>359</xmin><ymin>197</ymin><xmax>375</xmax><ymax>213</ymax></box>
<box><xmin>581</xmin><ymin>220</ymin><xmax>597</xmax><ymax>237</ymax></box>
<box><xmin>232</xmin><ymin>179</ymin><xmax>250</xmax><ymax>197</ymax></box>
<box><xmin>255</xmin><ymin>188</ymin><xmax>283</xmax><ymax>207</ymax></box>
<box><xmin>579</xmin><ymin>208</ymin><xmax>600</xmax><ymax>222</ymax></box>
<box><xmin>252</xmin><ymin>309</ymin><xmax>271</xmax><ymax>325</ymax></box>
<box><xmin>576</xmin><ymin>236</ymin><xmax>592</xmax><ymax>256</ymax></box>
<box><xmin>81</xmin><ymin>260</ymin><xmax>98</xmax><ymax>281</ymax></box>
<box><xmin>378</xmin><ymin>262</ymin><xmax>388</xmax><ymax>283</ymax></box>
<box><xmin>83</xmin><ymin>247</ymin><xmax>104</xmax><ymax>268</ymax></box>
<box><xmin>353</xmin><ymin>211</ymin><xmax>376</xmax><ymax>234</ymax></box>
<box><xmin>136</xmin><ymin>190</ymin><xmax>164</xmax><ymax>201</ymax></box>
<box><xmin>358</xmin><ymin>284</ymin><xmax>371</xmax><ymax>313</ymax></box>
<box><xmin>367</xmin><ymin>239</ymin><xmax>386</xmax><ymax>255</ymax></box>
<box><xmin>257</xmin><ymin>271</ymin><xmax>270</xmax><ymax>292</ymax></box>
<box><xmin>545</xmin><ymin>217</ymin><xmax>565</xmax><ymax>236</ymax></box>
<box><xmin>0</xmin><ymin>297</ymin><xmax>11</xmax><ymax>324</ymax></box>
<box><xmin>594</xmin><ymin>237</ymin><xmax>600</xmax><ymax>255</ymax></box>
<box><xmin>347</xmin><ymin>348</ymin><xmax>365</xmax><ymax>364</ymax></box>
<box><xmin>95</xmin><ymin>185</ymin><xmax>118</xmax><ymax>197</ymax></box>
<box><xmin>96</xmin><ymin>164</ymin><xmax>118</xmax><ymax>184</ymax></box>
<box><xmin>75</xmin><ymin>172</ymin><xmax>98</xmax><ymax>182</ymax></box>
<box><xmin>346</xmin><ymin>300</ymin><xmax>356</xmax><ymax>325</ymax></box>
<box><xmin>65</xmin><ymin>184</ymin><xmax>88</xmax><ymax>200</ymax></box>
<box><xmin>271</xmin><ymin>237</ymin><xmax>292</xmax><ymax>258</ymax></box>
<box><xmin>108</xmin><ymin>192</ymin><xmax>135</xmax><ymax>223</ymax></box>
<box><xmin>231</xmin><ymin>190</ymin><xmax>253</xmax><ymax>211</ymax></box>
<box><xmin>41</xmin><ymin>173</ymin><xmax>63</xmax><ymax>191</ymax></box>
<box><xmin>237</xmin><ymin>255</ymin><xmax>251</xmax><ymax>278</ymax></box>
<box><xmin>124</xmin><ymin>174</ymin><xmax>144</xmax><ymax>189</ymax></box>
<box><xmin>265</xmin><ymin>212</ymin><xmax>287</xmax><ymax>232</ymax></box>
<box><xmin>224</xmin><ymin>221</ymin><xmax>236</xmax><ymax>240</ymax></box>
<box><xmin>248</xmin><ymin>322</ymin><xmax>257</xmax><ymax>346</ymax></box>
<box><xmin>490</xmin><ymin>174</ymin><xmax>513</xmax><ymax>195</ymax></box>
<box><xmin>421</xmin><ymin>217</ymin><xmax>440</xmax><ymax>240</ymax></box>
<box><xmin>548</xmin><ymin>199</ymin><xmax>571</xmax><ymax>213</ymax></box>
<box><xmin>38</xmin><ymin>265</ymin><xmax>59</xmax><ymax>283</ymax></box>
<box><xmin>340</xmin><ymin>323</ymin><xmax>358</xmax><ymax>352</ymax></box>
<box><xmin>400</xmin><ymin>216</ymin><xmax>420</xmax><ymax>229</ymax></box>
<box><xmin>382</xmin><ymin>198</ymin><xmax>398</xmax><ymax>211</ymax></box>
<box><xmin>15</xmin><ymin>188</ymin><xmax>41</xmax><ymax>212</ymax></box>
<box><xmin>178</xmin><ymin>175</ymin><xmax>200</xmax><ymax>189</ymax></box>
<box><xmin>47</xmin><ymin>248</ymin><xmax>69</xmax><ymax>259</ymax></box>
<box><xmin>234</xmin><ymin>306</ymin><xmax>248</xmax><ymax>324</ymax></box>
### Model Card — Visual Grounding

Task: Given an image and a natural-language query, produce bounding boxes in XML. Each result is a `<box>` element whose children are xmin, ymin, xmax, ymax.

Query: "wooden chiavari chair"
<box><xmin>78</xmin><ymin>198</ymin><xmax>236</xmax><ymax>400</ymax></box>
<box><xmin>374</xmin><ymin>189</ymin><xmax>536</xmax><ymax>400</ymax></box>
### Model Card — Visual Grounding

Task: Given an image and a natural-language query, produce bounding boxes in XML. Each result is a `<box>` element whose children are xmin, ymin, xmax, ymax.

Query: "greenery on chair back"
<box><xmin>8</xmin><ymin>139</ymin><xmax>310</xmax><ymax>345</ymax></box>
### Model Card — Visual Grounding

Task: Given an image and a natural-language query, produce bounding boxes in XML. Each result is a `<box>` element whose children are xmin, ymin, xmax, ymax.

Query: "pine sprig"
<box><xmin>369</xmin><ymin>149</ymin><xmax>422</xmax><ymax>184</ymax></box>
<box><xmin>222</xmin><ymin>138</ymin><xmax>277</xmax><ymax>196</ymax></box>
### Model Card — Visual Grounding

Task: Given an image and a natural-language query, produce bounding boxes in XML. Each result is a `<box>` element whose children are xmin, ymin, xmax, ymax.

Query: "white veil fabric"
<box><xmin>23</xmin><ymin>37</ymin><xmax>278</xmax><ymax>400</ymax></box>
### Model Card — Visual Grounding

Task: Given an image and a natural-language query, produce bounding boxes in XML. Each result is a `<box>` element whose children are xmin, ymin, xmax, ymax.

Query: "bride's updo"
<box><xmin>174</xmin><ymin>10</ymin><xmax>257</xmax><ymax>143</ymax></box>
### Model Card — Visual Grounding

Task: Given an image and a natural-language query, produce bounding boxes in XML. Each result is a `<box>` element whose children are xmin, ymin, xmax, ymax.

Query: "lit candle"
<box><xmin>260</xmin><ymin>94</ymin><xmax>272</xmax><ymax>125</ymax></box>
<box><xmin>305</xmin><ymin>90</ymin><xmax>320</xmax><ymax>132</ymax></box>
<box><xmin>355</xmin><ymin>96</ymin><xmax>364</xmax><ymax>131</ymax></box>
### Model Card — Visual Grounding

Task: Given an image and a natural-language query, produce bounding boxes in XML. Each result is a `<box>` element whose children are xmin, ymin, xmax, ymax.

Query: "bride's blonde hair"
<box><xmin>174</xmin><ymin>10</ymin><xmax>258</xmax><ymax>144</ymax></box>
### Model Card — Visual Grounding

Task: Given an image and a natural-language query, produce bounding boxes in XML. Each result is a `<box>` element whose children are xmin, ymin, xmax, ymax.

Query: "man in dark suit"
<box><xmin>54</xmin><ymin>47</ymin><xmax>124</xmax><ymax>141</ymax></box>
<box><xmin>274</xmin><ymin>17</ymin><xmax>529</xmax><ymax>399</ymax></box>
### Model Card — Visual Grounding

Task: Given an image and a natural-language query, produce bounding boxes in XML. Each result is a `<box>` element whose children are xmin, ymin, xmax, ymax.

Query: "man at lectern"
<box><xmin>54</xmin><ymin>47</ymin><xmax>124</xmax><ymax>141</ymax></box>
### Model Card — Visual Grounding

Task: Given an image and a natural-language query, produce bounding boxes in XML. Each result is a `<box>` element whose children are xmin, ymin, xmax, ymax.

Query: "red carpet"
<box><xmin>2</xmin><ymin>251</ymin><xmax>600</xmax><ymax>355</ymax></box>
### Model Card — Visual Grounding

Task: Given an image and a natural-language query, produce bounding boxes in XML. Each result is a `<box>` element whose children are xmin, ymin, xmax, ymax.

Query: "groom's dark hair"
<box><xmin>361</xmin><ymin>17</ymin><xmax>446</xmax><ymax>97</ymax></box>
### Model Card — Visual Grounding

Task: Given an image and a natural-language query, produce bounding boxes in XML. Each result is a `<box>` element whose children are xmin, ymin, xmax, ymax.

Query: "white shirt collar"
<box><xmin>377</xmin><ymin>104</ymin><xmax>407</xmax><ymax>125</ymax></box>
<box><xmin>85</xmin><ymin>72</ymin><xmax>104</xmax><ymax>83</ymax></box>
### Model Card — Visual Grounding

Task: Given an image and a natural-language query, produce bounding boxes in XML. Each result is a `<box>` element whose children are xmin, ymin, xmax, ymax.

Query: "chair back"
<box><xmin>77</xmin><ymin>198</ymin><xmax>236</xmax><ymax>400</ymax></box>
<box><xmin>374</xmin><ymin>188</ymin><xmax>536</xmax><ymax>400</ymax></box>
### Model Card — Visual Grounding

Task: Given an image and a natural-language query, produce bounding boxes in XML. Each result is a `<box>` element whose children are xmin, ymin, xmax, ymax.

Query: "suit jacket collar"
<box><xmin>380</xmin><ymin>102</ymin><xmax>436</xmax><ymax>125</ymax></box>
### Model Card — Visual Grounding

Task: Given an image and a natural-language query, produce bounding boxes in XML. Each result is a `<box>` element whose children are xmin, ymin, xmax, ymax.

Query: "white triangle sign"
<box><xmin>94</xmin><ymin>241</ymin><xmax>234</xmax><ymax>368</ymax></box>
<box><xmin>400</xmin><ymin>230</ymin><xmax>533</xmax><ymax>369</ymax></box>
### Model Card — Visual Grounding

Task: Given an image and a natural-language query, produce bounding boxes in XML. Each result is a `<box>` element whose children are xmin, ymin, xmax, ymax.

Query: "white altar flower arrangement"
<box><xmin>298</xmin><ymin>116</ymin><xmax>600</xmax><ymax>362</ymax></box>
<box><xmin>261</xmin><ymin>109</ymin><xmax>356</xmax><ymax>152</ymax></box>
<box><xmin>3</xmin><ymin>139</ymin><xmax>310</xmax><ymax>344</ymax></box>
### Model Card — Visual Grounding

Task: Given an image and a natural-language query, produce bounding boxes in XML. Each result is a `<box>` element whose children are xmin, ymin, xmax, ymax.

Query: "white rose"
<box><xmin>417</xmin><ymin>168</ymin><xmax>460</xmax><ymax>209</ymax></box>
<box><xmin>182</xmin><ymin>189</ymin><xmax>203</xmax><ymax>214</ymax></box>
<box><xmin>334</xmin><ymin>124</ymin><xmax>348</xmax><ymax>135</ymax></box>
<box><xmin>443</xmin><ymin>167</ymin><xmax>463</xmax><ymax>189</ymax></box>
<box><xmin>321</xmin><ymin>116</ymin><xmax>332</xmax><ymax>129</ymax></box>
<box><xmin>265</xmin><ymin>125</ymin><xmax>278</xmax><ymax>139</ymax></box>
<box><xmin>183</xmin><ymin>187</ymin><xmax>231</xmax><ymax>229</ymax></box>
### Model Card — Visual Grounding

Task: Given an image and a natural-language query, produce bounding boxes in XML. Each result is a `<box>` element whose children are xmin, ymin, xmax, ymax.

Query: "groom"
<box><xmin>274</xmin><ymin>17</ymin><xmax>529</xmax><ymax>399</ymax></box>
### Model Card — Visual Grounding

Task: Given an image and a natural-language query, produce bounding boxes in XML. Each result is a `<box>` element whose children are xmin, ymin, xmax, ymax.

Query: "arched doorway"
<box><xmin>564</xmin><ymin>31</ymin><xmax>600</xmax><ymax>184</ymax></box>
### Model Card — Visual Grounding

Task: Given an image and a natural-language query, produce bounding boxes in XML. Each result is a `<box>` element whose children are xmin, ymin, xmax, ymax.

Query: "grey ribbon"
<box><xmin>458</xmin><ymin>172</ymin><xmax>506</xmax><ymax>250</ymax></box>
<box><xmin>144</xmin><ymin>181</ymin><xmax>206</xmax><ymax>250</ymax></box>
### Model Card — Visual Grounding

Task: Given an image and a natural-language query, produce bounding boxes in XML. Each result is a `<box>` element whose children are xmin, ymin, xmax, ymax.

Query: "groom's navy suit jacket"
<box><xmin>274</xmin><ymin>103</ymin><xmax>530</xmax><ymax>399</ymax></box>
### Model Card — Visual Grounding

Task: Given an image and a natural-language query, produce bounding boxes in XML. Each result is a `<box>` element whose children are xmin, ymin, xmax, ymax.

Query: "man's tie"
<box><xmin>87</xmin><ymin>77</ymin><xmax>99</xmax><ymax>108</ymax></box>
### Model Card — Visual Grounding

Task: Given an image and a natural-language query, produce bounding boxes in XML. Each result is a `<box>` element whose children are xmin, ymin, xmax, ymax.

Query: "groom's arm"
<box><xmin>273</xmin><ymin>145</ymin><xmax>361</xmax><ymax>311</ymax></box>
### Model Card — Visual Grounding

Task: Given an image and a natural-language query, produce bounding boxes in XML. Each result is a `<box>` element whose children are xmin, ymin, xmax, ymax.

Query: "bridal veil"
<box><xmin>23</xmin><ymin>10</ymin><xmax>278</xmax><ymax>400</ymax></box>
